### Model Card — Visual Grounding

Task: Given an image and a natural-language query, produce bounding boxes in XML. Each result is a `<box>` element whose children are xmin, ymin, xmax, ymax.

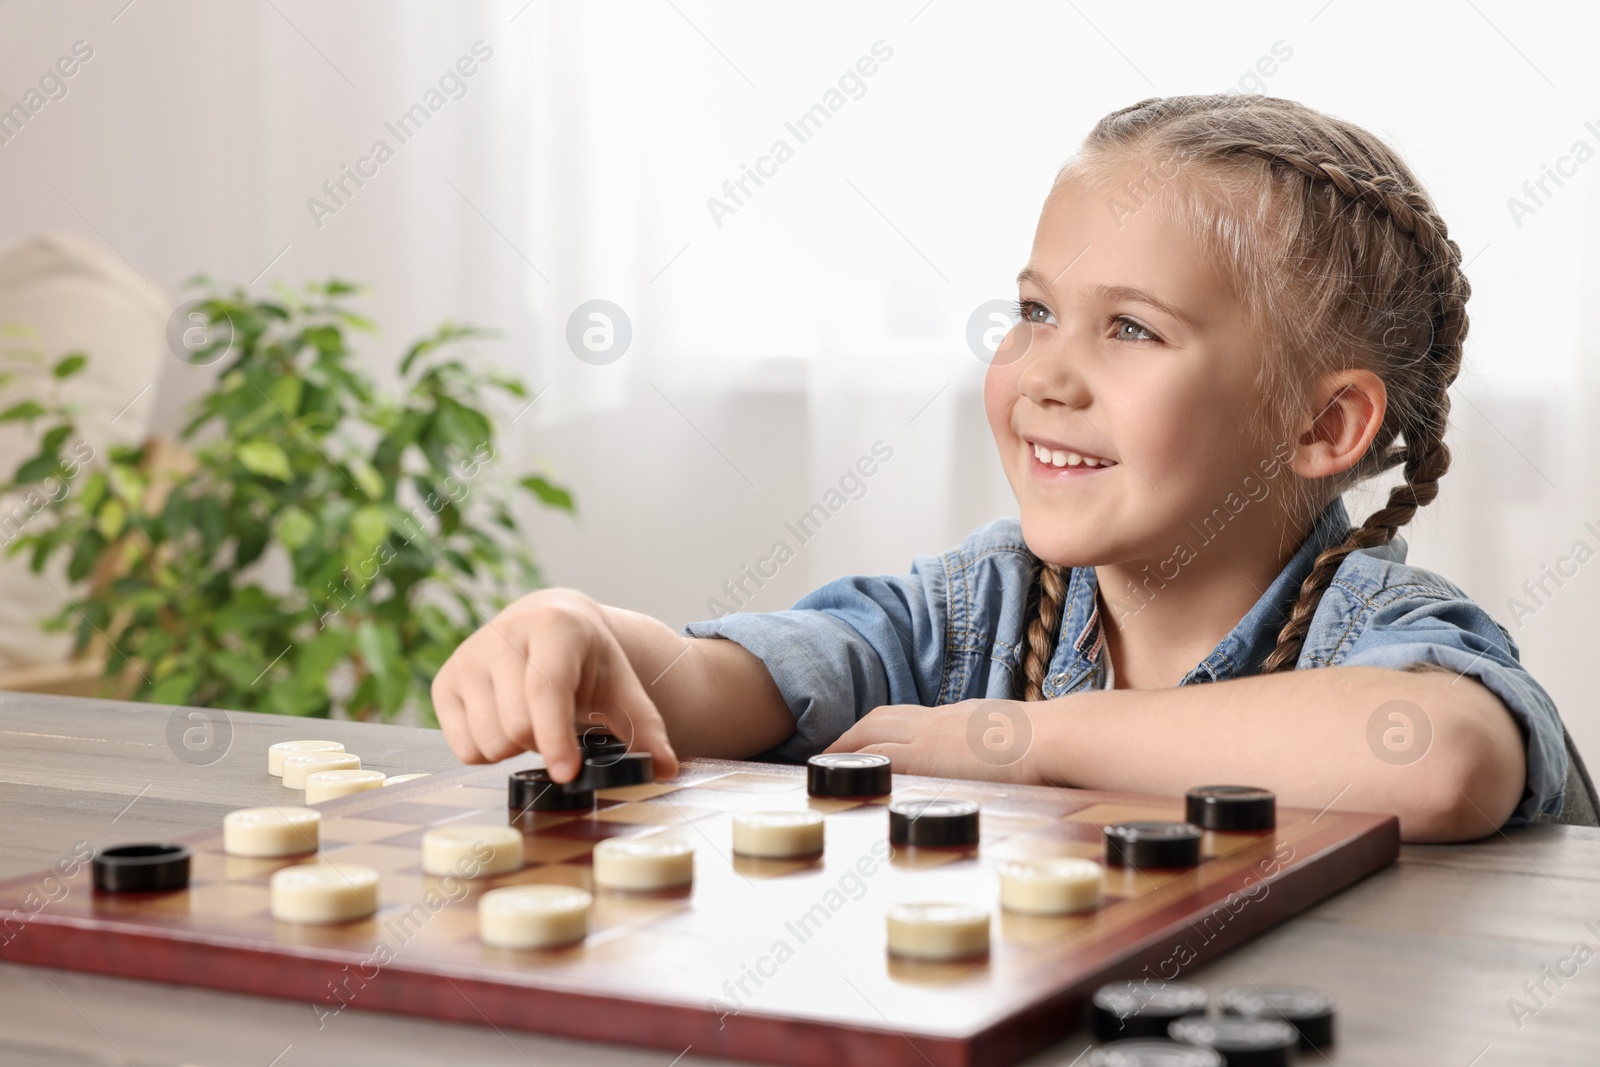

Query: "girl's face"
<box><xmin>984</xmin><ymin>167</ymin><xmax>1283</xmax><ymax>569</ymax></box>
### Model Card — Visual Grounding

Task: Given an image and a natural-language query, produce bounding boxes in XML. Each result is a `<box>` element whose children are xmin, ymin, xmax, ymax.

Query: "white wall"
<box><xmin>0</xmin><ymin>0</ymin><xmax>1597</xmax><ymax>768</ymax></box>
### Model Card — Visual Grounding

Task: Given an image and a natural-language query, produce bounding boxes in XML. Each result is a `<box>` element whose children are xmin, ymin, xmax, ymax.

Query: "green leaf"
<box><xmin>237</xmin><ymin>440</ymin><xmax>292</xmax><ymax>481</ymax></box>
<box><xmin>12</xmin><ymin>454</ymin><xmax>59</xmax><ymax>485</ymax></box>
<box><xmin>267</xmin><ymin>373</ymin><xmax>304</xmax><ymax>416</ymax></box>
<box><xmin>146</xmin><ymin>672</ymin><xmax>198</xmax><ymax>706</ymax></box>
<box><xmin>519</xmin><ymin>475</ymin><xmax>575</xmax><ymax>512</ymax></box>
<box><xmin>0</xmin><ymin>400</ymin><xmax>47</xmax><ymax>423</ymax></box>
<box><xmin>434</xmin><ymin>400</ymin><xmax>491</xmax><ymax>451</ymax></box>
<box><xmin>350</xmin><ymin>504</ymin><xmax>388</xmax><ymax>553</ymax></box>
<box><xmin>348</xmin><ymin>457</ymin><xmax>385</xmax><ymax>501</ymax></box>
<box><xmin>52</xmin><ymin>353</ymin><xmax>88</xmax><ymax>379</ymax></box>
<box><xmin>301</xmin><ymin>628</ymin><xmax>352</xmax><ymax>677</ymax></box>
<box><xmin>489</xmin><ymin>373</ymin><xmax>529</xmax><ymax>399</ymax></box>
<box><xmin>347</xmin><ymin>673</ymin><xmax>378</xmax><ymax>718</ymax></box>
<box><xmin>108</xmin><ymin>464</ymin><xmax>146</xmax><ymax>503</ymax></box>
<box><xmin>235</xmin><ymin>524</ymin><xmax>270</xmax><ymax>567</ymax></box>
<box><xmin>355</xmin><ymin>619</ymin><xmax>391</xmax><ymax>678</ymax></box>
<box><xmin>40</xmin><ymin>425</ymin><xmax>70</xmax><ymax>454</ymax></box>
<box><xmin>336</xmin><ymin>311</ymin><xmax>378</xmax><ymax>334</ymax></box>
<box><xmin>276</xmin><ymin>506</ymin><xmax>315</xmax><ymax>550</ymax></box>
<box><xmin>67</xmin><ymin>530</ymin><xmax>104</xmax><ymax>582</ymax></box>
<box><xmin>96</xmin><ymin>499</ymin><xmax>127</xmax><ymax>540</ymax></box>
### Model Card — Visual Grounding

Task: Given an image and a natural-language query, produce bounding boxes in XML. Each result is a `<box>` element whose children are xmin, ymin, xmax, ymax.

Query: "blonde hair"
<box><xmin>1017</xmin><ymin>93</ymin><xmax>1471</xmax><ymax>699</ymax></box>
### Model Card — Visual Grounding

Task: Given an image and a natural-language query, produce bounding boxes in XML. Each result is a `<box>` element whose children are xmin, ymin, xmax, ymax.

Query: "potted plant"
<box><xmin>2</xmin><ymin>278</ymin><xmax>572</xmax><ymax>723</ymax></box>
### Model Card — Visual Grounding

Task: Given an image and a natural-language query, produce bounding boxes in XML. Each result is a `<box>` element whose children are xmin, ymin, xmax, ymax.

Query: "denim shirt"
<box><xmin>682</xmin><ymin>496</ymin><xmax>1568</xmax><ymax>826</ymax></box>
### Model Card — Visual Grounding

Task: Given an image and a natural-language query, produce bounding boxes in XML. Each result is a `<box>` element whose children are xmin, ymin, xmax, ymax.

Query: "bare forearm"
<box><xmin>598</xmin><ymin>604</ymin><xmax>794</xmax><ymax>759</ymax></box>
<box><xmin>1027</xmin><ymin>666</ymin><xmax>1527</xmax><ymax>842</ymax></box>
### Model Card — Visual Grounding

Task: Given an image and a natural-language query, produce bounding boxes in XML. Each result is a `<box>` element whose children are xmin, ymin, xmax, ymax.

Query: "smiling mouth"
<box><xmin>1026</xmin><ymin>440</ymin><xmax>1118</xmax><ymax>470</ymax></box>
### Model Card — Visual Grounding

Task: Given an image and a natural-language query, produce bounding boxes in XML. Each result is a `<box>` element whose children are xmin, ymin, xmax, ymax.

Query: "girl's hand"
<box><xmin>821</xmin><ymin>698</ymin><xmax>1044</xmax><ymax>784</ymax></box>
<box><xmin>430</xmin><ymin>588</ymin><xmax>679</xmax><ymax>783</ymax></box>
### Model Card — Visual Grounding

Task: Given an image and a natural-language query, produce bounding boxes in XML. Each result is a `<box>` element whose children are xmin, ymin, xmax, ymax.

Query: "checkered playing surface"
<box><xmin>0</xmin><ymin>756</ymin><xmax>1398</xmax><ymax>1067</ymax></box>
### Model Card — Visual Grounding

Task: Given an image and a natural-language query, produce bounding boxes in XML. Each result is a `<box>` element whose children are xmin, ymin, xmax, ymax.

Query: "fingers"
<box><xmin>524</xmin><ymin>649</ymin><xmax>581</xmax><ymax>783</ymax></box>
<box><xmin>461</xmin><ymin>668</ymin><xmax>515</xmax><ymax>764</ymax></box>
<box><xmin>433</xmin><ymin>590</ymin><xmax>680</xmax><ymax>782</ymax></box>
<box><xmin>602</xmin><ymin>655</ymin><xmax>678</xmax><ymax>779</ymax></box>
<box><xmin>823</xmin><ymin>705</ymin><xmax>910</xmax><ymax>754</ymax></box>
<box><xmin>855</xmin><ymin>741</ymin><xmax>908</xmax><ymax>773</ymax></box>
<box><xmin>490</xmin><ymin>647</ymin><xmax>538</xmax><ymax>759</ymax></box>
<box><xmin>433</xmin><ymin>667</ymin><xmax>482</xmax><ymax>763</ymax></box>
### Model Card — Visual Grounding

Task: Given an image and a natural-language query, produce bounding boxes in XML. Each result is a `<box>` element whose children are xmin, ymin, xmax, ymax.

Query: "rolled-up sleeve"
<box><xmin>679</xmin><ymin>554</ymin><xmax>954</xmax><ymax>762</ymax></box>
<box><xmin>1333</xmin><ymin>589</ymin><xmax>1568</xmax><ymax>826</ymax></box>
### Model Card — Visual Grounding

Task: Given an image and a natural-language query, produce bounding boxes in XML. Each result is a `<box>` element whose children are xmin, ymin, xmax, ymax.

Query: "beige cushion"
<box><xmin>0</xmin><ymin>233</ymin><xmax>165</xmax><ymax>671</ymax></box>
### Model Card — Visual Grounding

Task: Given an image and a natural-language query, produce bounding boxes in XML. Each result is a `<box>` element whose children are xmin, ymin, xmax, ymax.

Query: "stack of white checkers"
<box><xmin>267</xmin><ymin>739</ymin><xmax>433</xmax><ymax>801</ymax></box>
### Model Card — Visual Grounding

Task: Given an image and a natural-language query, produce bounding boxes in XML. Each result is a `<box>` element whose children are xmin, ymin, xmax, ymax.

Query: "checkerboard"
<box><xmin>0</xmin><ymin>755</ymin><xmax>1397</xmax><ymax>1066</ymax></box>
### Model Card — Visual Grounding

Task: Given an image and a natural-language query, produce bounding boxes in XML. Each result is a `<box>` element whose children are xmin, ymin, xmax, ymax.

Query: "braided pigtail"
<box><xmin>1258</xmin><ymin>420</ymin><xmax>1453</xmax><ymax>672</ymax></box>
<box><xmin>1016</xmin><ymin>559</ymin><xmax>1068</xmax><ymax>701</ymax></box>
<box><xmin>1240</xmin><ymin>147</ymin><xmax>1470</xmax><ymax>672</ymax></box>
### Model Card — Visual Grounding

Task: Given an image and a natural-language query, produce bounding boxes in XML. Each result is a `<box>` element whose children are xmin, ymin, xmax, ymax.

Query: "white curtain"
<box><xmin>0</xmin><ymin>0</ymin><xmax>1595</xmax><ymax>758</ymax></box>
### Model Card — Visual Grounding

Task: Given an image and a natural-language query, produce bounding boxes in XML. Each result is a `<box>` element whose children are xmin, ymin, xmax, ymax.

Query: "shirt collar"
<box><xmin>1042</xmin><ymin>496</ymin><xmax>1354</xmax><ymax>696</ymax></box>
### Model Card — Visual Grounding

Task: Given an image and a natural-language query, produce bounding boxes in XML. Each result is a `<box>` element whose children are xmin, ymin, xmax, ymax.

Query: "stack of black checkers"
<box><xmin>507</xmin><ymin>732</ymin><xmax>654</xmax><ymax>813</ymax></box>
<box><xmin>578</xmin><ymin>730</ymin><xmax>629</xmax><ymax>759</ymax></box>
<box><xmin>1092</xmin><ymin>981</ymin><xmax>1210</xmax><ymax>1041</ymax></box>
<box><xmin>1166</xmin><ymin>1016</ymin><xmax>1298</xmax><ymax>1066</ymax></box>
<box><xmin>1220</xmin><ymin>985</ymin><xmax>1336</xmax><ymax>1050</ymax></box>
<box><xmin>1185</xmin><ymin>786</ymin><xmax>1276</xmax><ymax>831</ymax></box>
<box><xmin>508</xmin><ymin>764</ymin><xmax>594</xmax><ymax>812</ymax></box>
<box><xmin>806</xmin><ymin>753</ymin><xmax>891</xmax><ymax>797</ymax></box>
<box><xmin>567</xmin><ymin>749</ymin><xmax>654</xmax><ymax>792</ymax></box>
<box><xmin>1089</xmin><ymin>978</ymin><xmax>1335</xmax><ymax>1065</ymax></box>
<box><xmin>888</xmin><ymin>798</ymin><xmax>979</xmax><ymax>847</ymax></box>
<box><xmin>91</xmin><ymin>844</ymin><xmax>191</xmax><ymax>893</ymax></box>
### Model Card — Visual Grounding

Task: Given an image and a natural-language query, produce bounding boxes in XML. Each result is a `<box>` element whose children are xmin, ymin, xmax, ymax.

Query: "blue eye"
<box><xmin>1013</xmin><ymin>299</ymin><xmax>1056</xmax><ymax>326</ymax></box>
<box><xmin>1111</xmin><ymin>315</ymin><xmax>1158</xmax><ymax>343</ymax></box>
<box><xmin>1010</xmin><ymin>301</ymin><xmax>1161</xmax><ymax>343</ymax></box>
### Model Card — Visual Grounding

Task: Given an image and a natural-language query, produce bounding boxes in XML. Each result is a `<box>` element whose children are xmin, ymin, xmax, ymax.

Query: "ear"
<box><xmin>1286</xmin><ymin>369</ymin><xmax>1387</xmax><ymax>480</ymax></box>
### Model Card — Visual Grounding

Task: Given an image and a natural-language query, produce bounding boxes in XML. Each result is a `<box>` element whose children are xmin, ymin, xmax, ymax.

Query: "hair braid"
<box><xmin>1233</xmin><ymin>144</ymin><xmax>1470</xmax><ymax>672</ymax></box>
<box><xmin>1017</xmin><ymin>559</ymin><xmax>1068</xmax><ymax>701</ymax></box>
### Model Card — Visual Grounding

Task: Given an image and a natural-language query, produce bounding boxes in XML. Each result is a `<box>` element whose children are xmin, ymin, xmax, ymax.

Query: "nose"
<box><xmin>1014</xmin><ymin>325</ymin><xmax>1090</xmax><ymax>410</ymax></box>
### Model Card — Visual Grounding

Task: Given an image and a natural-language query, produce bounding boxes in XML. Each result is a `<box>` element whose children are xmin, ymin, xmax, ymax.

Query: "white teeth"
<box><xmin>1030</xmin><ymin>441</ymin><xmax>1117</xmax><ymax>469</ymax></box>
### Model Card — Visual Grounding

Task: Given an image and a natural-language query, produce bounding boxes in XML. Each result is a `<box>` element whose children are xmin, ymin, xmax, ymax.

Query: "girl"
<box><xmin>433</xmin><ymin>94</ymin><xmax>1567</xmax><ymax>844</ymax></box>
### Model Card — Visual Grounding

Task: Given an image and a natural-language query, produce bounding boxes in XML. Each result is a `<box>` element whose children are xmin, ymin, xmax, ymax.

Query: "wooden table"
<box><xmin>0</xmin><ymin>692</ymin><xmax>1594</xmax><ymax>1067</ymax></box>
